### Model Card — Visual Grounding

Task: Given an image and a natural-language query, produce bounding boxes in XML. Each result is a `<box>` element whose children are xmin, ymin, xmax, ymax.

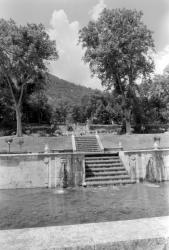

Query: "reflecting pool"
<box><xmin>0</xmin><ymin>182</ymin><xmax>169</xmax><ymax>229</ymax></box>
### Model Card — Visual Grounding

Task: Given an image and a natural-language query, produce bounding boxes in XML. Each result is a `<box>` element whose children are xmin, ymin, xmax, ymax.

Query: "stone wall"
<box><xmin>1</xmin><ymin>149</ymin><xmax>169</xmax><ymax>189</ymax></box>
<box><xmin>0</xmin><ymin>153</ymin><xmax>84</xmax><ymax>189</ymax></box>
<box><xmin>119</xmin><ymin>149</ymin><xmax>169</xmax><ymax>182</ymax></box>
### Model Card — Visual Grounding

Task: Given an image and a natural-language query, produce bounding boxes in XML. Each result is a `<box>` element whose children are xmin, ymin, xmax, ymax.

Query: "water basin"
<box><xmin>0</xmin><ymin>182</ymin><xmax>169</xmax><ymax>230</ymax></box>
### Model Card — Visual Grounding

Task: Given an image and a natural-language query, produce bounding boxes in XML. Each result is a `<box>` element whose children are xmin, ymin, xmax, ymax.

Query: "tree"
<box><xmin>94</xmin><ymin>103</ymin><xmax>110</xmax><ymax>124</ymax></box>
<box><xmin>79</xmin><ymin>8</ymin><xmax>155</xmax><ymax>133</ymax></box>
<box><xmin>83</xmin><ymin>92</ymin><xmax>105</xmax><ymax>120</ymax></box>
<box><xmin>51</xmin><ymin>99</ymin><xmax>71</xmax><ymax>125</ymax></box>
<box><xmin>106</xmin><ymin>92</ymin><xmax>124</xmax><ymax>125</ymax></box>
<box><xmin>69</xmin><ymin>105</ymin><xmax>86</xmax><ymax>124</ymax></box>
<box><xmin>0</xmin><ymin>19</ymin><xmax>58</xmax><ymax>136</ymax></box>
<box><xmin>139</xmin><ymin>74</ymin><xmax>169</xmax><ymax>126</ymax></box>
<box><xmin>23</xmin><ymin>91</ymin><xmax>52</xmax><ymax>125</ymax></box>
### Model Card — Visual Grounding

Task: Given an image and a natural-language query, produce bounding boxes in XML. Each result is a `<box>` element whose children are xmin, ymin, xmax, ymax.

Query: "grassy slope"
<box><xmin>0</xmin><ymin>133</ymin><xmax>169</xmax><ymax>153</ymax></box>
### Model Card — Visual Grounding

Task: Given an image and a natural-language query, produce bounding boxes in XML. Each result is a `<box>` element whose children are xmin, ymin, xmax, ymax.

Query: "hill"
<box><xmin>45</xmin><ymin>74</ymin><xmax>99</xmax><ymax>107</ymax></box>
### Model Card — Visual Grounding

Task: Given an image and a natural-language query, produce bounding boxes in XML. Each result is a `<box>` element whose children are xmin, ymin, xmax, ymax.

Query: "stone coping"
<box><xmin>0</xmin><ymin>216</ymin><xmax>169</xmax><ymax>250</ymax></box>
<box><xmin>123</xmin><ymin>148</ymin><xmax>169</xmax><ymax>154</ymax></box>
<box><xmin>0</xmin><ymin>151</ymin><xmax>116</xmax><ymax>157</ymax></box>
<box><xmin>0</xmin><ymin>152</ymin><xmax>84</xmax><ymax>157</ymax></box>
<box><xmin>0</xmin><ymin>148</ymin><xmax>169</xmax><ymax>157</ymax></box>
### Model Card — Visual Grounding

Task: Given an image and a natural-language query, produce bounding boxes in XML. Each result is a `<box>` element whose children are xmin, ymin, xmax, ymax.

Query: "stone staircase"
<box><xmin>85</xmin><ymin>153</ymin><xmax>135</xmax><ymax>186</ymax></box>
<box><xmin>75</xmin><ymin>135</ymin><xmax>101</xmax><ymax>152</ymax></box>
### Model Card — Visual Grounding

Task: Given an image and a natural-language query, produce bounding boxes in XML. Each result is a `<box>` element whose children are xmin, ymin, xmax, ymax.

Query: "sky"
<box><xmin>0</xmin><ymin>0</ymin><xmax>169</xmax><ymax>89</ymax></box>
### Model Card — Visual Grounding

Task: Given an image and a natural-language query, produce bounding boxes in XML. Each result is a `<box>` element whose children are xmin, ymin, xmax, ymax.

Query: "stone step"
<box><xmin>78</xmin><ymin>146</ymin><xmax>100</xmax><ymax>148</ymax></box>
<box><xmin>76</xmin><ymin>144</ymin><xmax>98</xmax><ymax>145</ymax></box>
<box><xmin>85</xmin><ymin>179</ymin><xmax>136</xmax><ymax>186</ymax></box>
<box><xmin>85</xmin><ymin>175</ymin><xmax>130</xmax><ymax>181</ymax></box>
<box><xmin>85</xmin><ymin>159</ymin><xmax>121</xmax><ymax>164</ymax></box>
<box><xmin>77</xmin><ymin>148</ymin><xmax>100</xmax><ymax>151</ymax></box>
<box><xmin>76</xmin><ymin>148</ymin><xmax>100</xmax><ymax>153</ymax></box>
<box><xmin>75</xmin><ymin>135</ymin><xmax>101</xmax><ymax>152</ymax></box>
<box><xmin>86</xmin><ymin>167</ymin><xmax>126</xmax><ymax>172</ymax></box>
<box><xmin>86</xmin><ymin>171</ymin><xmax>128</xmax><ymax>177</ymax></box>
<box><xmin>75</xmin><ymin>137</ymin><xmax>97</xmax><ymax>139</ymax></box>
<box><xmin>86</xmin><ymin>156</ymin><xmax>120</xmax><ymax>159</ymax></box>
<box><xmin>85</xmin><ymin>156</ymin><xmax>119</xmax><ymax>160</ymax></box>
<box><xmin>76</xmin><ymin>141</ymin><xmax>98</xmax><ymax>145</ymax></box>
<box><xmin>77</xmin><ymin>145</ymin><xmax>99</xmax><ymax>147</ymax></box>
<box><xmin>76</xmin><ymin>141</ymin><xmax>99</xmax><ymax>144</ymax></box>
<box><xmin>76</xmin><ymin>139</ymin><xmax>98</xmax><ymax>141</ymax></box>
<box><xmin>77</xmin><ymin>145</ymin><xmax>99</xmax><ymax>148</ymax></box>
<box><xmin>76</xmin><ymin>140</ymin><xmax>98</xmax><ymax>142</ymax></box>
<box><xmin>76</xmin><ymin>141</ymin><xmax>98</xmax><ymax>143</ymax></box>
<box><xmin>85</xmin><ymin>163</ymin><xmax>122</xmax><ymax>167</ymax></box>
<box><xmin>77</xmin><ymin>150</ymin><xmax>100</xmax><ymax>151</ymax></box>
<box><xmin>76</xmin><ymin>143</ymin><xmax>98</xmax><ymax>145</ymax></box>
<box><xmin>84</xmin><ymin>153</ymin><xmax>134</xmax><ymax>187</ymax></box>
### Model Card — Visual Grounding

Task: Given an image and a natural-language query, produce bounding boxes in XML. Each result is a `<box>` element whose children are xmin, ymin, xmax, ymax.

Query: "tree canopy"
<box><xmin>139</xmin><ymin>74</ymin><xmax>169</xmax><ymax>125</ymax></box>
<box><xmin>79</xmin><ymin>8</ymin><xmax>155</xmax><ymax>133</ymax></box>
<box><xmin>0</xmin><ymin>19</ymin><xmax>58</xmax><ymax>136</ymax></box>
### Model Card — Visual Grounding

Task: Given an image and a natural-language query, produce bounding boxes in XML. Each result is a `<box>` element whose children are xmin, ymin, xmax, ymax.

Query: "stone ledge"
<box><xmin>0</xmin><ymin>216</ymin><xmax>169</xmax><ymax>250</ymax></box>
<box><xmin>123</xmin><ymin>148</ymin><xmax>169</xmax><ymax>154</ymax></box>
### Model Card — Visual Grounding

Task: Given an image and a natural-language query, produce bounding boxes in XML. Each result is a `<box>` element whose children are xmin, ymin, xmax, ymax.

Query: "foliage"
<box><xmin>51</xmin><ymin>100</ymin><xmax>70</xmax><ymax>125</ymax></box>
<box><xmin>79</xmin><ymin>8</ymin><xmax>155</xmax><ymax>133</ymax></box>
<box><xmin>69</xmin><ymin>105</ymin><xmax>86</xmax><ymax>123</ymax></box>
<box><xmin>48</xmin><ymin>73</ymin><xmax>169</xmax><ymax>133</ymax></box>
<box><xmin>80</xmin><ymin>91</ymin><xmax>123</xmax><ymax>125</ymax></box>
<box><xmin>46</xmin><ymin>74</ymin><xmax>96</xmax><ymax>107</ymax></box>
<box><xmin>1</xmin><ymin>71</ymin><xmax>169</xmax><ymax>134</ymax></box>
<box><xmin>0</xmin><ymin>19</ymin><xmax>58</xmax><ymax>136</ymax></box>
<box><xmin>22</xmin><ymin>91</ymin><xmax>52</xmax><ymax>124</ymax></box>
<box><xmin>139</xmin><ymin>74</ymin><xmax>169</xmax><ymax>126</ymax></box>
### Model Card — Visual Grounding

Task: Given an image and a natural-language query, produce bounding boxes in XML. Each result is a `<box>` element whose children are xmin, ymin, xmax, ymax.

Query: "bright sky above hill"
<box><xmin>0</xmin><ymin>0</ymin><xmax>169</xmax><ymax>89</ymax></box>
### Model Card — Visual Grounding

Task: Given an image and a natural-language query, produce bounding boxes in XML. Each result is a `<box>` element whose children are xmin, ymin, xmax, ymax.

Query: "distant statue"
<box><xmin>129</xmin><ymin>155</ymin><xmax>137</xmax><ymax>180</ymax></box>
<box><xmin>86</xmin><ymin>118</ymin><xmax>90</xmax><ymax>125</ymax></box>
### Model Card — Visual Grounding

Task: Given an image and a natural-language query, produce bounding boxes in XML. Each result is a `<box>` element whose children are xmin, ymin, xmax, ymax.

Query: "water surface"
<box><xmin>0</xmin><ymin>183</ymin><xmax>169</xmax><ymax>229</ymax></box>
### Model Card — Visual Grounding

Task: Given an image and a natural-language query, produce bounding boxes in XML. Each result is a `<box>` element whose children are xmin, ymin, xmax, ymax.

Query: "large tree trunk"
<box><xmin>6</xmin><ymin>76</ymin><xmax>25</xmax><ymax>137</ymax></box>
<box><xmin>121</xmin><ymin>92</ymin><xmax>132</xmax><ymax>134</ymax></box>
<box><xmin>124</xmin><ymin>108</ymin><xmax>131</xmax><ymax>134</ymax></box>
<box><xmin>16</xmin><ymin>105</ymin><xmax>22</xmax><ymax>137</ymax></box>
<box><xmin>125</xmin><ymin>119</ymin><xmax>131</xmax><ymax>134</ymax></box>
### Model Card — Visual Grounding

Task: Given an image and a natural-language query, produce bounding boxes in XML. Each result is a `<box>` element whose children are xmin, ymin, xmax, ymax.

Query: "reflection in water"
<box><xmin>0</xmin><ymin>183</ymin><xmax>169</xmax><ymax>229</ymax></box>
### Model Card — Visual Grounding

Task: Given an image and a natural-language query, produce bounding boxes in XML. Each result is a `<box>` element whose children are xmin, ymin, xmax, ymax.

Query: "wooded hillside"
<box><xmin>46</xmin><ymin>74</ymin><xmax>98</xmax><ymax>106</ymax></box>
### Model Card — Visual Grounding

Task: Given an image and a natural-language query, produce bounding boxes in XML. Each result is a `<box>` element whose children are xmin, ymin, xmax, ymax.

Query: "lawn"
<box><xmin>0</xmin><ymin>133</ymin><xmax>169</xmax><ymax>153</ymax></box>
<box><xmin>0</xmin><ymin>136</ymin><xmax>72</xmax><ymax>153</ymax></box>
<box><xmin>100</xmin><ymin>133</ymin><xmax>169</xmax><ymax>151</ymax></box>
